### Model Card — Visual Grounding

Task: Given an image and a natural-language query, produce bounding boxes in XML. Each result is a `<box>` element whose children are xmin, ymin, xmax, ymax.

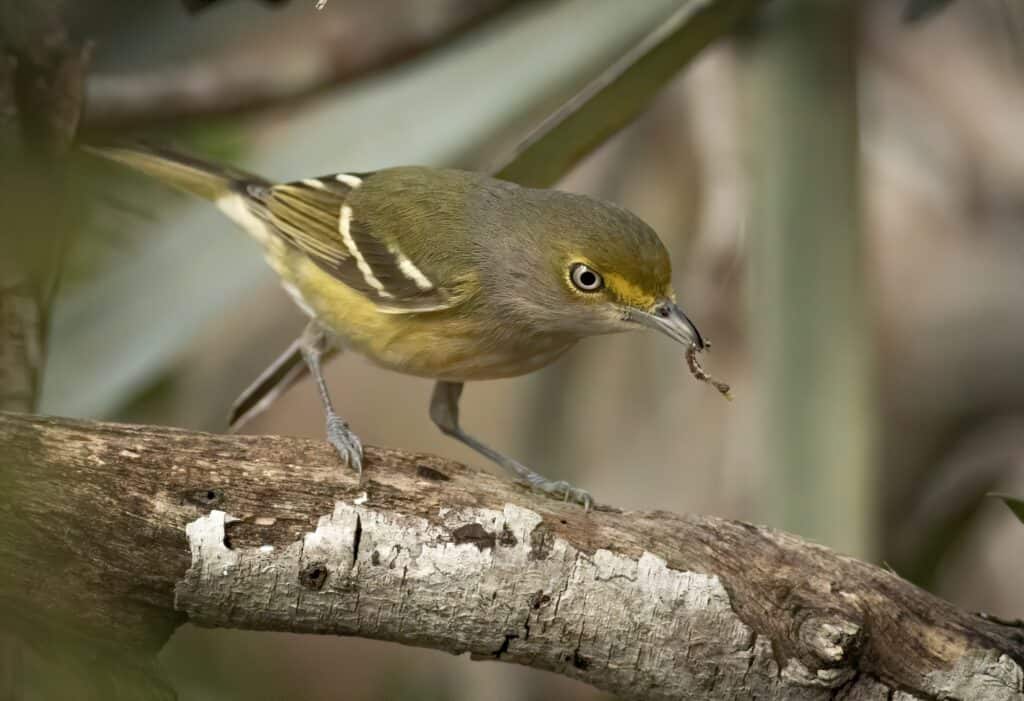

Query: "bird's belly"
<box><xmin>409</xmin><ymin>338</ymin><xmax>573</xmax><ymax>382</ymax></box>
<box><xmin>337</xmin><ymin>311</ymin><xmax>574</xmax><ymax>382</ymax></box>
<box><xmin>281</xmin><ymin>257</ymin><xmax>574</xmax><ymax>381</ymax></box>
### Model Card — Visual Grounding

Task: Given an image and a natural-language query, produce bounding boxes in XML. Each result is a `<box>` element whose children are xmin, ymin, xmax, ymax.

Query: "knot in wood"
<box><xmin>299</xmin><ymin>562</ymin><xmax>329</xmax><ymax>590</ymax></box>
<box><xmin>800</xmin><ymin>615</ymin><xmax>862</xmax><ymax>666</ymax></box>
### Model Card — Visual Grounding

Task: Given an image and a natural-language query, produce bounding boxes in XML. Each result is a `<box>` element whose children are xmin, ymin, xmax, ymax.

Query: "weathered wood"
<box><xmin>0</xmin><ymin>412</ymin><xmax>1021</xmax><ymax>699</ymax></box>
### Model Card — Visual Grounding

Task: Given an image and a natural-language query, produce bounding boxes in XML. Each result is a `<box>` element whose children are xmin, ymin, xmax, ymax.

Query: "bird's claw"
<box><xmin>536</xmin><ymin>479</ymin><xmax>593</xmax><ymax>511</ymax></box>
<box><xmin>326</xmin><ymin>413</ymin><xmax>363</xmax><ymax>478</ymax></box>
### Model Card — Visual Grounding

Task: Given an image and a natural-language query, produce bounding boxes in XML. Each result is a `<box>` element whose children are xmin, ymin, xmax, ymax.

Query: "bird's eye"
<box><xmin>570</xmin><ymin>263</ymin><xmax>604</xmax><ymax>292</ymax></box>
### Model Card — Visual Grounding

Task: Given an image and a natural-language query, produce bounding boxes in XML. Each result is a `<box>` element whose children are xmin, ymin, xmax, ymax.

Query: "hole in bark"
<box><xmin>353</xmin><ymin>515</ymin><xmax>362</xmax><ymax>562</ymax></box>
<box><xmin>371</xmin><ymin>550</ymin><xmax>380</xmax><ymax>566</ymax></box>
<box><xmin>530</xmin><ymin>591</ymin><xmax>551</xmax><ymax>609</ymax></box>
<box><xmin>452</xmin><ymin>523</ymin><xmax>495</xmax><ymax>551</ymax></box>
<box><xmin>299</xmin><ymin>562</ymin><xmax>329</xmax><ymax>590</ymax></box>
<box><xmin>185</xmin><ymin>488</ymin><xmax>224</xmax><ymax>507</ymax></box>
<box><xmin>497</xmin><ymin>524</ymin><xmax>517</xmax><ymax>547</ymax></box>
<box><xmin>416</xmin><ymin>465</ymin><xmax>449</xmax><ymax>481</ymax></box>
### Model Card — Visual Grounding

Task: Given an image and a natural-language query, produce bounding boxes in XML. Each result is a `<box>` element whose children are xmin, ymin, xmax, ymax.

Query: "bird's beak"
<box><xmin>628</xmin><ymin>300</ymin><xmax>706</xmax><ymax>350</ymax></box>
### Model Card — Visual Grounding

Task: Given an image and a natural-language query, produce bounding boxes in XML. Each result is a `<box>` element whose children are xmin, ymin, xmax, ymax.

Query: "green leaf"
<box><xmin>989</xmin><ymin>493</ymin><xmax>1024</xmax><ymax>525</ymax></box>
<box><xmin>493</xmin><ymin>0</ymin><xmax>765</xmax><ymax>188</ymax></box>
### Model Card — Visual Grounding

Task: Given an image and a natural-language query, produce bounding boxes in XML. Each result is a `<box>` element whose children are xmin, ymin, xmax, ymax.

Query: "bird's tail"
<box><xmin>81</xmin><ymin>142</ymin><xmax>269</xmax><ymax>202</ymax></box>
<box><xmin>85</xmin><ymin>142</ymin><xmax>308</xmax><ymax>429</ymax></box>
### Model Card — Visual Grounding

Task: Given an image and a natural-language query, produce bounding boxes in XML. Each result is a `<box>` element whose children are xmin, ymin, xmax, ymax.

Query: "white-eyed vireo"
<box><xmin>87</xmin><ymin>143</ymin><xmax>710</xmax><ymax>509</ymax></box>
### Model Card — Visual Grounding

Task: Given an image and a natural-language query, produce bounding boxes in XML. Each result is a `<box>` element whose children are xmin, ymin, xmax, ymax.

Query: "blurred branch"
<box><xmin>0</xmin><ymin>43</ymin><xmax>36</xmax><ymax>409</ymax></box>
<box><xmin>0</xmin><ymin>279</ymin><xmax>46</xmax><ymax>413</ymax></box>
<box><xmin>903</xmin><ymin>0</ymin><xmax>956</xmax><ymax>25</ymax></box>
<box><xmin>2</xmin><ymin>412</ymin><xmax>1022</xmax><ymax>700</ymax></box>
<box><xmin>0</xmin><ymin>0</ymin><xmax>91</xmax><ymax>153</ymax></box>
<box><xmin>740</xmin><ymin>0</ymin><xmax>877</xmax><ymax>559</ymax></box>
<box><xmin>0</xmin><ymin>3</ymin><xmax>92</xmax><ymax>696</ymax></box>
<box><xmin>180</xmin><ymin>0</ymin><xmax>289</xmax><ymax>13</ymax></box>
<box><xmin>492</xmin><ymin>0</ymin><xmax>765</xmax><ymax>188</ymax></box>
<box><xmin>0</xmin><ymin>1</ymin><xmax>86</xmax><ymax>413</ymax></box>
<box><xmin>82</xmin><ymin>0</ymin><xmax>515</xmax><ymax>130</ymax></box>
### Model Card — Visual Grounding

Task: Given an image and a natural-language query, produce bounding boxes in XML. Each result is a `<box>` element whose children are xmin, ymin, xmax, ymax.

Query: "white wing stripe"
<box><xmin>388</xmin><ymin>244</ymin><xmax>435</xmax><ymax>291</ymax></box>
<box><xmin>336</xmin><ymin>173</ymin><xmax>363</xmax><ymax>189</ymax></box>
<box><xmin>339</xmin><ymin>204</ymin><xmax>394</xmax><ymax>298</ymax></box>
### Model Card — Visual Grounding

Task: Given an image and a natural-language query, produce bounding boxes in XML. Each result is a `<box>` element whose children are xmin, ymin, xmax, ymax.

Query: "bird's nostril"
<box><xmin>657</xmin><ymin>304</ymin><xmax>671</xmax><ymax>318</ymax></box>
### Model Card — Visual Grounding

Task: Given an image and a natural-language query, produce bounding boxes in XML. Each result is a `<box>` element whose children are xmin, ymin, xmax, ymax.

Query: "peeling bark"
<box><xmin>0</xmin><ymin>412</ymin><xmax>1021</xmax><ymax>700</ymax></box>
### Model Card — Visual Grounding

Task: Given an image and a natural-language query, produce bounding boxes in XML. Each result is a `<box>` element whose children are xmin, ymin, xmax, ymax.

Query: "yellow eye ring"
<box><xmin>570</xmin><ymin>263</ymin><xmax>604</xmax><ymax>292</ymax></box>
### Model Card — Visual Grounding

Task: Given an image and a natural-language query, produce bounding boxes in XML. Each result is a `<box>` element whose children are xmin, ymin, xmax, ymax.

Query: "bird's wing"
<box><xmin>262</xmin><ymin>173</ymin><xmax>454</xmax><ymax>313</ymax></box>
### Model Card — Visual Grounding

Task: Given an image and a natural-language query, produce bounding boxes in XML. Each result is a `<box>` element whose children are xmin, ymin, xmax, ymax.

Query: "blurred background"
<box><xmin>3</xmin><ymin>0</ymin><xmax>1024</xmax><ymax>698</ymax></box>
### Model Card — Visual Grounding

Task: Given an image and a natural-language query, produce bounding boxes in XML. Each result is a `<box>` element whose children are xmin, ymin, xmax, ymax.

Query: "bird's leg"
<box><xmin>429</xmin><ymin>381</ymin><xmax>592</xmax><ymax>510</ymax></box>
<box><xmin>299</xmin><ymin>321</ymin><xmax>363</xmax><ymax>476</ymax></box>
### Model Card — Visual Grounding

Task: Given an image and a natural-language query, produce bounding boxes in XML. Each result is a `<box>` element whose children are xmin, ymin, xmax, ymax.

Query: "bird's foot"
<box><xmin>326</xmin><ymin>412</ymin><xmax>363</xmax><ymax>478</ymax></box>
<box><xmin>532</xmin><ymin>479</ymin><xmax>593</xmax><ymax>511</ymax></box>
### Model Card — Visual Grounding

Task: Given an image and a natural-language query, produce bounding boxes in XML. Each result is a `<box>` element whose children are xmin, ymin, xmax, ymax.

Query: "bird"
<box><xmin>86</xmin><ymin>143</ymin><xmax>708</xmax><ymax>509</ymax></box>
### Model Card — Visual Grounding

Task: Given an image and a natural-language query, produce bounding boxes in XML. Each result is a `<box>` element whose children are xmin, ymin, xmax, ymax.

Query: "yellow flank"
<box><xmin>603</xmin><ymin>271</ymin><xmax>659</xmax><ymax>311</ymax></box>
<box><xmin>281</xmin><ymin>252</ymin><xmax>574</xmax><ymax>382</ymax></box>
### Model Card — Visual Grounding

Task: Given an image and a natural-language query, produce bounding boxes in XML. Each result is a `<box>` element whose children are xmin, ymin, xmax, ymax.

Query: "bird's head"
<box><xmin>481</xmin><ymin>186</ymin><xmax>705</xmax><ymax>351</ymax></box>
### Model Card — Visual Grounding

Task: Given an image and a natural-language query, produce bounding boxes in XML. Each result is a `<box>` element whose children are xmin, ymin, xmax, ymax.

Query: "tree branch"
<box><xmin>491</xmin><ymin>0</ymin><xmax>765</xmax><ymax>188</ymax></box>
<box><xmin>1</xmin><ymin>411</ymin><xmax>1021</xmax><ymax>700</ymax></box>
<box><xmin>0</xmin><ymin>6</ymin><xmax>99</xmax><ymax>694</ymax></box>
<box><xmin>82</xmin><ymin>0</ymin><xmax>514</xmax><ymax>130</ymax></box>
<box><xmin>0</xmin><ymin>0</ymin><xmax>87</xmax><ymax>413</ymax></box>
